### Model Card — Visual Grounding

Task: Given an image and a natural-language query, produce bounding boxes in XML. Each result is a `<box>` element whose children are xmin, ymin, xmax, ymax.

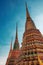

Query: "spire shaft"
<box><xmin>10</xmin><ymin>40</ymin><xmax>12</xmax><ymax>51</ymax></box>
<box><xmin>13</xmin><ymin>23</ymin><xmax>19</xmax><ymax>50</ymax></box>
<box><xmin>25</xmin><ymin>2</ymin><xmax>36</xmax><ymax>31</ymax></box>
<box><xmin>25</xmin><ymin>2</ymin><xmax>30</xmax><ymax>19</ymax></box>
<box><xmin>15</xmin><ymin>23</ymin><xmax>18</xmax><ymax>43</ymax></box>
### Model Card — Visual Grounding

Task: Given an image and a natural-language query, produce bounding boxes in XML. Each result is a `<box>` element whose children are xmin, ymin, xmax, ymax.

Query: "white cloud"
<box><xmin>34</xmin><ymin>14</ymin><xmax>43</xmax><ymax>35</ymax></box>
<box><xmin>0</xmin><ymin>56</ymin><xmax>7</xmax><ymax>65</ymax></box>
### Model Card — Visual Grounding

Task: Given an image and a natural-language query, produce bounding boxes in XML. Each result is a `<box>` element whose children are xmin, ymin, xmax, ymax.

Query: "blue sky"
<box><xmin>0</xmin><ymin>0</ymin><xmax>43</xmax><ymax>65</ymax></box>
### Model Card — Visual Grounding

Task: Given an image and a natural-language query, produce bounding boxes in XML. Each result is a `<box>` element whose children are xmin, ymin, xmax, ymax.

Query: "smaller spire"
<box><xmin>13</xmin><ymin>23</ymin><xmax>19</xmax><ymax>50</ymax></box>
<box><xmin>10</xmin><ymin>39</ymin><xmax>12</xmax><ymax>51</ymax></box>
<box><xmin>16</xmin><ymin>22</ymin><xmax>18</xmax><ymax>41</ymax></box>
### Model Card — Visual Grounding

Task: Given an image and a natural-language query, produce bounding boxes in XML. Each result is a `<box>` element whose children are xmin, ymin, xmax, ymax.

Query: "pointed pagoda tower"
<box><xmin>16</xmin><ymin>3</ymin><xmax>43</xmax><ymax>65</ymax></box>
<box><xmin>13</xmin><ymin>23</ymin><xmax>19</xmax><ymax>50</ymax></box>
<box><xmin>6</xmin><ymin>24</ymin><xmax>20</xmax><ymax>65</ymax></box>
<box><xmin>21</xmin><ymin>3</ymin><xmax>43</xmax><ymax>65</ymax></box>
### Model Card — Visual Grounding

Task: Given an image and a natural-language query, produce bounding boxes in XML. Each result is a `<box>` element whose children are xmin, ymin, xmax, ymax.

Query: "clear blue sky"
<box><xmin>0</xmin><ymin>0</ymin><xmax>43</xmax><ymax>65</ymax></box>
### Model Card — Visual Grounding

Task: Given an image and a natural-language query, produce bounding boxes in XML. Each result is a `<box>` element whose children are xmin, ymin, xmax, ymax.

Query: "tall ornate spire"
<box><xmin>25</xmin><ymin>2</ymin><xmax>36</xmax><ymax>31</ymax></box>
<box><xmin>15</xmin><ymin>23</ymin><xmax>18</xmax><ymax>45</ymax></box>
<box><xmin>13</xmin><ymin>23</ymin><xmax>19</xmax><ymax>50</ymax></box>
<box><xmin>26</xmin><ymin>2</ymin><xmax>30</xmax><ymax>20</ymax></box>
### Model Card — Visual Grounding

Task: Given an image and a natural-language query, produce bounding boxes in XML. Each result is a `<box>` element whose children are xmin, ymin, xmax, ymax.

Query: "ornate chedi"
<box><xmin>6</xmin><ymin>24</ymin><xmax>20</xmax><ymax>65</ymax></box>
<box><xmin>6</xmin><ymin>3</ymin><xmax>43</xmax><ymax>65</ymax></box>
<box><xmin>15</xmin><ymin>3</ymin><xmax>43</xmax><ymax>65</ymax></box>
